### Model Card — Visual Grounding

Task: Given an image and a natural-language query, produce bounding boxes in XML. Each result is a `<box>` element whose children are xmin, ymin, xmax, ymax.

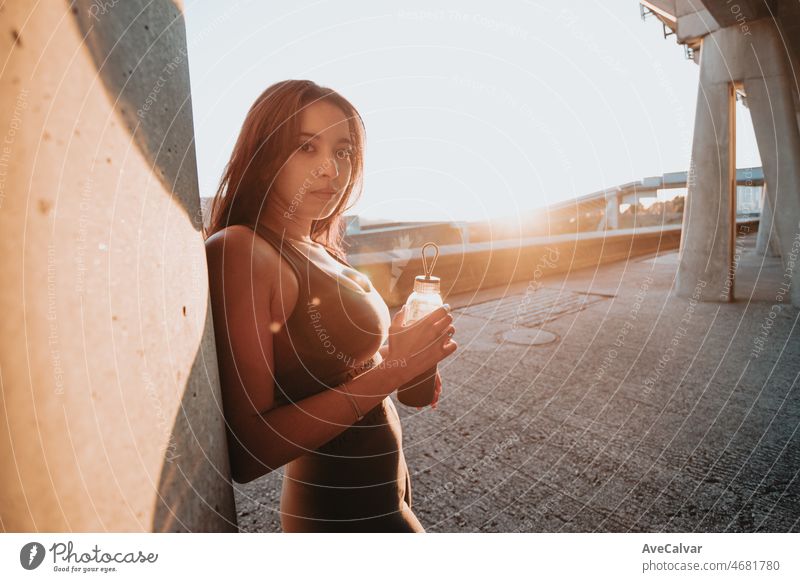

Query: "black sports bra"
<box><xmin>249</xmin><ymin>222</ymin><xmax>391</xmax><ymax>406</ymax></box>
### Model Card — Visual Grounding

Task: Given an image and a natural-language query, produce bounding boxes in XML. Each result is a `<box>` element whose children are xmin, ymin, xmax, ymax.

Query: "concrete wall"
<box><xmin>0</xmin><ymin>1</ymin><xmax>236</xmax><ymax>531</ymax></box>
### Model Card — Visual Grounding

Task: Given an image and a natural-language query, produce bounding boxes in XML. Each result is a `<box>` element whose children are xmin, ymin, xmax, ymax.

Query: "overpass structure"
<box><xmin>640</xmin><ymin>1</ymin><xmax>800</xmax><ymax>307</ymax></box>
<box><xmin>548</xmin><ymin>166</ymin><xmax>764</xmax><ymax>231</ymax></box>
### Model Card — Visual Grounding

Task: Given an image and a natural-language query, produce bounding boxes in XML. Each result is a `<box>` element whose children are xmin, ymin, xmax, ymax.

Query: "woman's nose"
<box><xmin>318</xmin><ymin>152</ymin><xmax>340</xmax><ymax>178</ymax></box>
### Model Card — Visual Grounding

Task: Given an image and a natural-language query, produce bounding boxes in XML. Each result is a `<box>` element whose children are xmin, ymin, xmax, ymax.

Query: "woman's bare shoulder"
<box><xmin>205</xmin><ymin>225</ymin><xmax>299</xmax><ymax>321</ymax></box>
<box><xmin>206</xmin><ymin>225</ymin><xmax>276</xmax><ymax>268</ymax></box>
<box><xmin>206</xmin><ymin>224</ymin><xmax>259</xmax><ymax>251</ymax></box>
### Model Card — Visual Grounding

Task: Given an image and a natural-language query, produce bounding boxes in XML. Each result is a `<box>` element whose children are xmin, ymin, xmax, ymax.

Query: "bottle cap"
<box><xmin>413</xmin><ymin>241</ymin><xmax>441</xmax><ymax>295</ymax></box>
<box><xmin>414</xmin><ymin>274</ymin><xmax>441</xmax><ymax>295</ymax></box>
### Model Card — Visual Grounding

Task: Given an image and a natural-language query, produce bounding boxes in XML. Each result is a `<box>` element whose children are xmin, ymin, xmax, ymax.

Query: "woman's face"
<box><xmin>272</xmin><ymin>100</ymin><xmax>355</xmax><ymax>221</ymax></box>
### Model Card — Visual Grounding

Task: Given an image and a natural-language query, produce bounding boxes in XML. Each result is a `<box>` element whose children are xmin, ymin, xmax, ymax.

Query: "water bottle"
<box><xmin>397</xmin><ymin>243</ymin><xmax>443</xmax><ymax>407</ymax></box>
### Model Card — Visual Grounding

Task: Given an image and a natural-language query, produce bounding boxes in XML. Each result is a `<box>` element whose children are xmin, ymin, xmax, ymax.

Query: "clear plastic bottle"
<box><xmin>397</xmin><ymin>243</ymin><xmax>443</xmax><ymax>407</ymax></box>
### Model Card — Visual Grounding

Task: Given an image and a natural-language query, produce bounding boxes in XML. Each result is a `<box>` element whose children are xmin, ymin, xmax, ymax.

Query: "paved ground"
<box><xmin>233</xmin><ymin>233</ymin><xmax>799</xmax><ymax>532</ymax></box>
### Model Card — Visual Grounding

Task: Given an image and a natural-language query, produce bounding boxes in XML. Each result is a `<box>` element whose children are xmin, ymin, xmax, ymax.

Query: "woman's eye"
<box><xmin>298</xmin><ymin>142</ymin><xmax>352</xmax><ymax>158</ymax></box>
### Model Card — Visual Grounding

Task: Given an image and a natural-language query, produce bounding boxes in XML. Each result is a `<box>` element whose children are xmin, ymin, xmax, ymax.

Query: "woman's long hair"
<box><xmin>203</xmin><ymin>80</ymin><xmax>366</xmax><ymax>261</ymax></box>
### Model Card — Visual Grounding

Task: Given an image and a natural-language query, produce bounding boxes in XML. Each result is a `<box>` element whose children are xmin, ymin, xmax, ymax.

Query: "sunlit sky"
<box><xmin>184</xmin><ymin>0</ymin><xmax>760</xmax><ymax>223</ymax></box>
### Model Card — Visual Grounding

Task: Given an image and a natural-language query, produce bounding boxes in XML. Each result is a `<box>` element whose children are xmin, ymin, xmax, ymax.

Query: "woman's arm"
<box><xmin>234</xmin><ymin>360</ymin><xmax>409</xmax><ymax>482</ymax></box>
<box><xmin>206</xmin><ymin>226</ymin><xmax>414</xmax><ymax>483</ymax></box>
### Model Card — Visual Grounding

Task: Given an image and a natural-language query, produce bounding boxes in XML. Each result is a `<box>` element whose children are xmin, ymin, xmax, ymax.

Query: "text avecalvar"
<box><xmin>642</xmin><ymin>543</ymin><xmax>702</xmax><ymax>554</ymax></box>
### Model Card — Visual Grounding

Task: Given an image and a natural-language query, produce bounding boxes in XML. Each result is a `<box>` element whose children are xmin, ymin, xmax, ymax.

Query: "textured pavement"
<box><xmin>234</xmin><ymin>233</ymin><xmax>799</xmax><ymax>532</ymax></box>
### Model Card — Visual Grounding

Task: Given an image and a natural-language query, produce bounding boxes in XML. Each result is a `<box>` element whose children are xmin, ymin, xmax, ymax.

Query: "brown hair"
<box><xmin>203</xmin><ymin>80</ymin><xmax>366</xmax><ymax>261</ymax></box>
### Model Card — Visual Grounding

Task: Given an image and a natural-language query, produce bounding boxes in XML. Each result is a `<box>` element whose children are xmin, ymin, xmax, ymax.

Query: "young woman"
<box><xmin>204</xmin><ymin>80</ymin><xmax>457</xmax><ymax>532</ymax></box>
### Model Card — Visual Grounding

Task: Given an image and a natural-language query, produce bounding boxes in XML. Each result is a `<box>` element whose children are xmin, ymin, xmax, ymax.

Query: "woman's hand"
<box><xmin>384</xmin><ymin>304</ymin><xmax>457</xmax><ymax>388</ymax></box>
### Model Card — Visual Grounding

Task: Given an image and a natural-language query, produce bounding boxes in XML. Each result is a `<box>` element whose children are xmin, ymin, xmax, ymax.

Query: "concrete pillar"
<box><xmin>755</xmin><ymin>185</ymin><xmax>781</xmax><ymax>257</ymax></box>
<box><xmin>675</xmin><ymin>29</ymin><xmax>736</xmax><ymax>302</ymax></box>
<box><xmin>744</xmin><ymin>71</ymin><xmax>800</xmax><ymax>307</ymax></box>
<box><xmin>604</xmin><ymin>195</ymin><xmax>620</xmax><ymax>230</ymax></box>
<box><xmin>0</xmin><ymin>1</ymin><xmax>237</xmax><ymax>531</ymax></box>
<box><xmin>676</xmin><ymin>19</ymin><xmax>800</xmax><ymax>307</ymax></box>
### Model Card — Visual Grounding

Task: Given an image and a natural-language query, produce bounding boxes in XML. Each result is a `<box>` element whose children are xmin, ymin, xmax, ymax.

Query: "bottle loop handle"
<box><xmin>421</xmin><ymin>242</ymin><xmax>439</xmax><ymax>279</ymax></box>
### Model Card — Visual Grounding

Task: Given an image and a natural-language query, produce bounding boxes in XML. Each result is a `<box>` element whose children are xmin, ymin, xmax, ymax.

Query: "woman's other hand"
<box><xmin>384</xmin><ymin>304</ymin><xmax>457</xmax><ymax>387</ymax></box>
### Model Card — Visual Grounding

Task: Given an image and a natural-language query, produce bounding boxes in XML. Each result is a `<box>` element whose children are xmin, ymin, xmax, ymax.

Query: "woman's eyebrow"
<box><xmin>298</xmin><ymin>131</ymin><xmax>352</xmax><ymax>144</ymax></box>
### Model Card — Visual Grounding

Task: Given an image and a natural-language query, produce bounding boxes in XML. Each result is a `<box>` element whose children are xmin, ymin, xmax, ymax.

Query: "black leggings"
<box><xmin>281</xmin><ymin>501</ymin><xmax>425</xmax><ymax>533</ymax></box>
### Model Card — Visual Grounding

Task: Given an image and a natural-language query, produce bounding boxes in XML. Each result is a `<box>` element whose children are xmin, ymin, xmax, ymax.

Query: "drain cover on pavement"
<box><xmin>499</xmin><ymin>327</ymin><xmax>559</xmax><ymax>346</ymax></box>
<box><xmin>455</xmin><ymin>287</ymin><xmax>611</xmax><ymax>328</ymax></box>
